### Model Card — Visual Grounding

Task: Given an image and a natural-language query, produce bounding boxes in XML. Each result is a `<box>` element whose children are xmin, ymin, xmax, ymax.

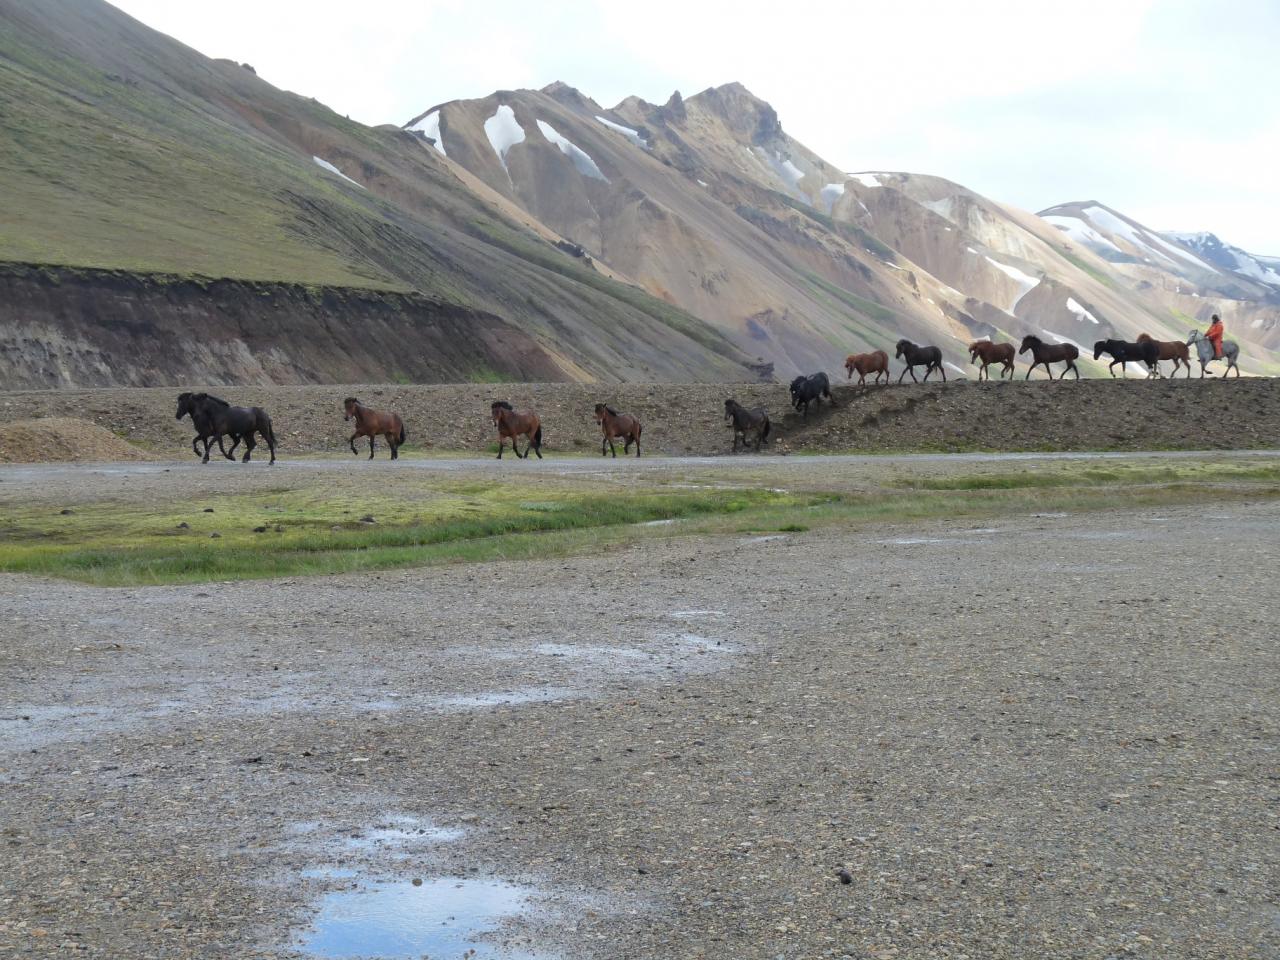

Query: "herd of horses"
<box><xmin>844</xmin><ymin>330</ymin><xmax>1240</xmax><ymax>386</ymax></box>
<box><xmin>173</xmin><ymin>328</ymin><xmax>1241</xmax><ymax>463</ymax></box>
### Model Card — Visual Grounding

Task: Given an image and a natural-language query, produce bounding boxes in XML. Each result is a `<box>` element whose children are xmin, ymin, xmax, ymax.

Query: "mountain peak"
<box><xmin>688</xmin><ymin>82</ymin><xmax>782</xmax><ymax>144</ymax></box>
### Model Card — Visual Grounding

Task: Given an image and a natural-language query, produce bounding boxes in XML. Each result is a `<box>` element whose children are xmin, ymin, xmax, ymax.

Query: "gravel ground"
<box><xmin>1</xmin><ymin>458</ymin><xmax>1277</xmax><ymax>959</ymax></box>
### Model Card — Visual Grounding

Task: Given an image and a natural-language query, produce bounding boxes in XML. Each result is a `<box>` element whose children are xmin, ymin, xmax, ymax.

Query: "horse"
<box><xmin>1093</xmin><ymin>339</ymin><xmax>1160</xmax><ymax>378</ymax></box>
<box><xmin>176</xmin><ymin>392</ymin><xmax>238</xmax><ymax>462</ymax></box>
<box><xmin>1018</xmin><ymin>335</ymin><xmax>1080</xmax><ymax>380</ymax></box>
<box><xmin>595</xmin><ymin>403</ymin><xmax>642</xmax><ymax>458</ymax></box>
<box><xmin>490</xmin><ymin>401</ymin><xmax>542</xmax><ymax>459</ymax></box>
<box><xmin>968</xmin><ymin>340</ymin><xmax>1015</xmax><ymax>381</ymax></box>
<box><xmin>844</xmin><ymin>351</ymin><xmax>889</xmax><ymax>386</ymax></box>
<box><xmin>344</xmin><ymin>397</ymin><xmax>405</xmax><ymax>460</ymax></box>
<box><xmin>895</xmin><ymin>339</ymin><xmax>945</xmax><ymax>383</ymax></box>
<box><xmin>789</xmin><ymin>373</ymin><xmax>835</xmax><ymax>417</ymax></box>
<box><xmin>1187</xmin><ymin>330</ymin><xmax>1241</xmax><ymax>378</ymax></box>
<box><xmin>177</xmin><ymin>393</ymin><xmax>275</xmax><ymax>464</ymax></box>
<box><xmin>1136</xmin><ymin>333</ymin><xmax>1191</xmax><ymax>378</ymax></box>
<box><xmin>724</xmin><ymin>399</ymin><xmax>770</xmax><ymax>452</ymax></box>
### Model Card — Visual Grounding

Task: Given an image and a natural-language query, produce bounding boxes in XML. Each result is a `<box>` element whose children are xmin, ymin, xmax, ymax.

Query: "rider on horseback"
<box><xmin>1205</xmin><ymin>314</ymin><xmax>1225</xmax><ymax>359</ymax></box>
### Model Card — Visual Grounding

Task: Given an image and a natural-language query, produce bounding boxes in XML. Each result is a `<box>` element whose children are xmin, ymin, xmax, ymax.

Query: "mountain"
<box><xmin>1163</xmin><ymin>232</ymin><xmax>1280</xmax><ymax>290</ymax></box>
<box><xmin>408</xmin><ymin>83</ymin><xmax>1279</xmax><ymax>377</ymax></box>
<box><xmin>0</xmin><ymin>0</ymin><xmax>764</xmax><ymax>387</ymax></box>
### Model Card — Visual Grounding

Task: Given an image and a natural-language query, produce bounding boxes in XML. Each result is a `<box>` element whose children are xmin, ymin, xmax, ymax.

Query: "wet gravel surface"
<box><xmin>1</xmin><ymin>463</ymin><xmax>1278</xmax><ymax>959</ymax></box>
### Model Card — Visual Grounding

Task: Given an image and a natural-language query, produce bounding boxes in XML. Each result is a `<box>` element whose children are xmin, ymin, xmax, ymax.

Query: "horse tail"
<box><xmin>760</xmin><ymin>418</ymin><xmax>771</xmax><ymax>442</ymax></box>
<box><xmin>259</xmin><ymin>410</ymin><xmax>276</xmax><ymax>448</ymax></box>
<box><xmin>533</xmin><ymin>424</ymin><xmax>542</xmax><ymax>449</ymax></box>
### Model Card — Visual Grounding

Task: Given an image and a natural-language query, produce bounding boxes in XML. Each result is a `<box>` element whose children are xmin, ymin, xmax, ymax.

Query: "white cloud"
<box><xmin>111</xmin><ymin>0</ymin><xmax>1279</xmax><ymax>252</ymax></box>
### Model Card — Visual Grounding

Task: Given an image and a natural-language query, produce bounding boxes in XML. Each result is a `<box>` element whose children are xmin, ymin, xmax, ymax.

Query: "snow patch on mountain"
<box><xmin>484</xmin><ymin>105</ymin><xmax>525</xmax><ymax>170</ymax></box>
<box><xmin>849</xmin><ymin>173</ymin><xmax>882</xmax><ymax>188</ymax></box>
<box><xmin>1166</xmin><ymin>231</ymin><xmax>1280</xmax><ymax>286</ymax></box>
<box><xmin>536</xmin><ymin>120</ymin><xmax>607</xmax><ymax>181</ymax></box>
<box><xmin>1066</xmin><ymin>297</ymin><xmax>1098</xmax><ymax>324</ymax></box>
<box><xmin>820</xmin><ymin>181</ymin><xmax>845</xmax><ymax>213</ymax></box>
<box><xmin>1081</xmin><ymin>205</ymin><xmax>1216</xmax><ymax>272</ymax></box>
<box><xmin>1042</xmin><ymin>214</ymin><xmax>1122</xmax><ymax>254</ymax></box>
<box><xmin>1043</xmin><ymin>330</ymin><xmax>1087</xmax><ymax>352</ymax></box>
<box><xmin>595</xmin><ymin>116</ymin><xmax>648</xmax><ymax>149</ymax></box>
<box><xmin>312</xmin><ymin>156</ymin><xmax>364</xmax><ymax>188</ymax></box>
<box><xmin>408</xmin><ymin>111</ymin><xmax>446</xmax><ymax>156</ymax></box>
<box><xmin>984</xmin><ymin>257</ymin><xmax>1039</xmax><ymax>313</ymax></box>
<box><xmin>921</xmin><ymin>197</ymin><xmax>955</xmax><ymax>221</ymax></box>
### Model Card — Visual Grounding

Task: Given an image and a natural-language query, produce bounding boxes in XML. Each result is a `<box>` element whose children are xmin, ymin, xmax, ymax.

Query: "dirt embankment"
<box><xmin>0</xmin><ymin>263</ymin><xmax>569</xmax><ymax>389</ymax></box>
<box><xmin>0</xmin><ymin>417</ymin><xmax>162</xmax><ymax>463</ymax></box>
<box><xmin>1</xmin><ymin>376</ymin><xmax>1277</xmax><ymax>459</ymax></box>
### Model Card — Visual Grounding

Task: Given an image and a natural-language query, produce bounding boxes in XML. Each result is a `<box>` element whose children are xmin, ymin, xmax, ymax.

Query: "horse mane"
<box><xmin>604</xmin><ymin>405</ymin><xmax>619</xmax><ymax>417</ymax></box>
<box><xmin>344</xmin><ymin>396</ymin><xmax>359</xmax><ymax>405</ymax></box>
<box><xmin>203</xmin><ymin>394</ymin><xmax>231</xmax><ymax>408</ymax></box>
<box><xmin>492</xmin><ymin>400</ymin><xmax>513</xmax><ymax>411</ymax></box>
<box><xmin>1021</xmin><ymin>334</ymin><xmax>1043</xmax><ymax>345</ymax></box>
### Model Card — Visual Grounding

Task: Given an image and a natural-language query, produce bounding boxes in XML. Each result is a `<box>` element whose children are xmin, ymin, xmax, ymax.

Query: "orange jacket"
<box><xmin>1206</xmin><ymin>320</ymin><xmax>1224</xmax><ymax>357</ymax></box>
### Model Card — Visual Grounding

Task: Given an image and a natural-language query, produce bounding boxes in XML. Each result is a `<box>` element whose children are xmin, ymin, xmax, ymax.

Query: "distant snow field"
<box><xmin>407</xmin><ymin>111</ymin><xmax>446</xmax><ymax>156</ymax></box>
<box><xmin>312</xmin><ymin>156</ymin><xmax>364</xmax><ymax>188</ymax></box>
<box><xmin>595</xmin><ymin>115</ymin><xmax>648</xmax><ymax>149</ymax></box>
<box><xmin>535</xmin><ymin>119</ymin><xmax>607</xmax><ymax>181</ymax></box>
<box><xmin>983</xmin><ymin>257</ymin><xmax>1039</xmax><ymax>313</ymax></box>
<box><xmin>1042</xmin><ymin>214</ymin><xmax>1122</xmax><ymax>255</ymax></box>
<box><xmin>484</xmin><ymin>105</ymin><xmax>525</xmax><ymax>170</ymax></box>
<box><xmin>848</xmin><ymin>173</ymin><xmax>882</xmax><ymax>188</ymax></box>
<box><xmin>820</xmin><ymin>181</ymin><xmax>845</xmax><ymax>212</ymax></box>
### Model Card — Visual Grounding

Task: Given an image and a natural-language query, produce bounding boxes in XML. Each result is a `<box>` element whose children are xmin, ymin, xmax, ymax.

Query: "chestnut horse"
<box><xmin>844</xmin><ymin>350</ymin><xmax>890</xmax><ymax>386</ymax></box>
<box><xmin>968</xmin><ymin>340</ymin><xmax>1015</xmax><ymax>381</ymax></box>
<box><xmin>344</xmin><ymin>397</ymin><xmax>405</xmax><ymax>460</ymax></box>
<box><xmin>1018</xmin><ymin>335</ymin><xmax>1080</xmax><ymax>380</ymax></box>
<box><xmin>491</xmin><ymin>401</ymin><xmax>542</xmax><ymax>459</ymax></box>
<box><xmin>595</xmin><ymin>403</ymin><xmax>642</xmax><ymax>458</ymax></box>
<box><xmin>1136</xmin><ymin>333</ymin><xmax>1191</xmax><ymax>378</ymax></box>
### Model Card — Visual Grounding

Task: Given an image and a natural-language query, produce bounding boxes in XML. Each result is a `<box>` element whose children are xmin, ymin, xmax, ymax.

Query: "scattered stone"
<box><xmin>177</xmin><ymin>522</ymin><xmax>189</xmax><ymax>529</ymax></box>
<box><xmin>59</xmin><ymin>508</ymin><xmax>73</xmax><ymax>515</ymax></box>
<box><xmin>209</xmin><ymin>532</ymin><xmax>221</xmax><ymax>539</ymax></box>
<box><xmin>253</xmin><ymin>526</ymin><xmax>268</xmax><ymax>533</ymax></box>
<box><xmin>836</xmin><ymin>868</ymin><xmax>853</xmax><ymax>885</ymax></box>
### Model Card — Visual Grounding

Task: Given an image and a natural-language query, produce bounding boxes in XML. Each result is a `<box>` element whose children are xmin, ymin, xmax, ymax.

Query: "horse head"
<box><xmin>343</xmin><ymin>397</ymin><xmax>359</xmax><ymax>421</ymax></box>
<box><xmin>1018</xmin><ymin>335</ymin><xmax>1039</xmax><ymax>355</ymax></box>
<box><xmin>1186</xmin><ymin>330</ymin><xmax>1202</xmax><ymax>345</ymax></box>
<box><xmin>175</xmin><ymin>392</ymin><xmax>193</xmax><ymax>421</ymax></box>
<box><xmin>724</xmin><ymin>399</ymin><xmax>738</xmax><ymax>422</ymax></box>
<box><xmin>1092</xmin><ymin>341</ymin><xmax>1106</xmax><ymax>360</ymax></box>
<box><xmin>894</xmin><ymin>339</ymin><xmax>911</xmax><ymax>359</ymax></box>
<box><xmin>593</xmin><ymin>403</ymin><xmax>608</xmax><ymax>423</ymax></box>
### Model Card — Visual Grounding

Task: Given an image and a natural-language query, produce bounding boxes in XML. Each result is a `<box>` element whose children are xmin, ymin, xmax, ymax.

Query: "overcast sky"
<box><xmin>114</xmin><ymin>0</ymin><xmax>1280</xmax><ymax>252</ymax></box>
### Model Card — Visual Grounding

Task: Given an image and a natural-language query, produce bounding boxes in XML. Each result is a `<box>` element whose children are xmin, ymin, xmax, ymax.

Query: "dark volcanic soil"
<box><xmin>1</xmin><ymin>376</ymin><xmax>1278</xmax><ymax>459</ymax></box>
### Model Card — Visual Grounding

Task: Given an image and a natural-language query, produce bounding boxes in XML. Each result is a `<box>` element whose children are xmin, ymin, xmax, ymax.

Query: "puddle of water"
<box><xmin>301</xmin><ymin>876</ymin><xmax>554</xmax><ymax>959</ymax></box>
<box><xmin>302</xmin><ymin>867</ymin><xmax>360</xmax><ymax>880</ymax></box>
<box><xmin>668</xmin><ymin>610</ymin><xmax>726</xmax><ymax>620</ymax></box>
<box><xmin>742</xmin><ymin>534</ymin><xmax>787</xmax><ymax>544</ymax></box>
<box><xmin>532</xmin><ymin>643</ymin><xmax>646</xmax><ymax>660</ymax></box>
<box><xmin>636</xmin><ymin>518</ymin><xmax>680</xmax><ymax>527</ymax></box>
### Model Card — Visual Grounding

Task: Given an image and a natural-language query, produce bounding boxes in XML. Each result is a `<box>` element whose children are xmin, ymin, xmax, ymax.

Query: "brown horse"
<box><xmin>968</xmin><ymin>340</ymin><xmax>1016</xmax><ymax>381</ymax></box>
<box><xmin>344</xmin><ymin>397</ymin><xmax>405</xmax><ymax>460</ymax></box>
<box><xmin>844</xmin><ymin>350</ymin><xmax>890</xmax><ymax>386</ymax></box>
<box><xmin>595</xmin><ymin>404</ymin><xmax>642</xmax><ymax>458</ymax></box>
<box><xmin>1136</xmin><ymin>333</ymin><xmax>1191</xmax><ymax>378</ymax></box>
<box><xmin>491</xmin><ymin>401</ymin><xmax>543</xmax><ymax>459</ymax></box>
<box><xmin>1018</xmin><ymin>335</ymin><xmax>1080</xmax><ymax>380</ymax></box>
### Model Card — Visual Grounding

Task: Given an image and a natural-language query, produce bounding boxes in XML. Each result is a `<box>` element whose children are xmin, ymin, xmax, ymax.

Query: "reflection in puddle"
<box><xmin>431</xmin><ymin>687</ymin><xmax>577</xmax><ymax>710</ymax></box>
<box><xmin>301</xmin><ymin>877</ymin><xmax>554</xmax><ymax>959</ymax></box>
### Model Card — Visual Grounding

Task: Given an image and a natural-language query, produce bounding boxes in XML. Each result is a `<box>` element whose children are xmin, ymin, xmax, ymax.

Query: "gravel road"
<box><xmin>1</xmin><ymin>458</ymin><xmax>1277</xmax><ymax>959</ymax></box>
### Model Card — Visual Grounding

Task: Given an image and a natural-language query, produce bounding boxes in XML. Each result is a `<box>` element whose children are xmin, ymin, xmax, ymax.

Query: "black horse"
<box><xmin>1093</xmin><ymin>339</ymin><xmax>1160</xmax><ymax>378</ymax></box>
<box><xmin>894</xmin><ymin>339</ymin><xmax>945</xmax><ymax>383</ymax></box>
<box><xmin>178</xmin><ymin>393</ymin><xmax>277</xmax><ymax>464</ymax></box>
<box><xmin>724</xmin><ymin>399</ymin><xmax>770</xmax><ymax>452</ymax></box>
<box><xmin>176</xmin><ymin>392</ymin><xmax>238</xmax><ymax>462</ymax></box>
<box><xmin>789</xmin><ymin>373</ymin><xmax>834</xmax><ymax>417</ymax></box>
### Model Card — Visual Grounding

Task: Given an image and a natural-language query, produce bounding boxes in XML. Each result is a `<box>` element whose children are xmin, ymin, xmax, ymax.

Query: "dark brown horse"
<box><xmin>344</xmin><ymin>397</ymin><xmax>405</xmax><ymax>460</ymax></box>
<box><xmin>968</xmin><ymin>340</ymin><xmax>1015</xmax><ymax>381</ymax></box>
<box><xmin>1137</xmin><ymin>333</ymin><xmax>1191</xmax><ymax>378</ymax></box>
<box><xmin>1018</xmin><ymin>335</ymin><xmax>1080</xmax><ymax>380</ymax></box>
<box><xmin>595</xmin><ymin>404</ymin><xmax>642</xmax><ymax>458</ymax></box>
<box><xmin>491</xmin><ymin>401</ymin><xmax>542</xmax><ymax>459</ymax></box>
<box><xmin>724</xmin><ymin>399</ymin><xmax>770</xmax><ymax>452</ymax></box>
<box><xmin>844</xmin><ymin>350</ymin><xmax>890</xmax><ymax>386</ymax></box>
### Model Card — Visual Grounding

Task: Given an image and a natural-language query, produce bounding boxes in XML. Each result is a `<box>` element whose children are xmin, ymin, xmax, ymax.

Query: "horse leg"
<box><xmin>633</xmin><ymin>433</ymin><xmax>641</xmax><ymax>458</ymax></box>
<box><xmin>220</xmin><ymin>434</ymin><xmax>238</xmax><ymax>460</ymax></box>
<box><xmin>607</xmin><ymin>436</ymin><xmax>617</xmax><ymax>458</ymax></box>
<box><xmin>241</xmin><ymin>433</ymin><xmax>256</xmax><ymax>463</ymax></box>
<box><xmin>938</xmin><ymin>362</ymin><xmax>946</xmax><ymax>382</ymax></box>
<box><xmin>350</xmin><ymin>432</ymin><xmax>360</xmax><ymax>456</ymax></box>
<box><xmin>368</xmin><ymin>435</ymin><xmax>376</xmax><ymax>460</ymax></box>
<box><xmin>497</xmin><ymin>436</ymin><xmax>505</xmax><ymax>459</ymax></box>
<box><xmin>898</xmin><ymin>367</ymin><xmax>909</xmax><ymax>384</ymax></box>
<box><xmin>388</xmin><ymin>433</ymin><xmax>398</xmax><ymax>460</ymax></box>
